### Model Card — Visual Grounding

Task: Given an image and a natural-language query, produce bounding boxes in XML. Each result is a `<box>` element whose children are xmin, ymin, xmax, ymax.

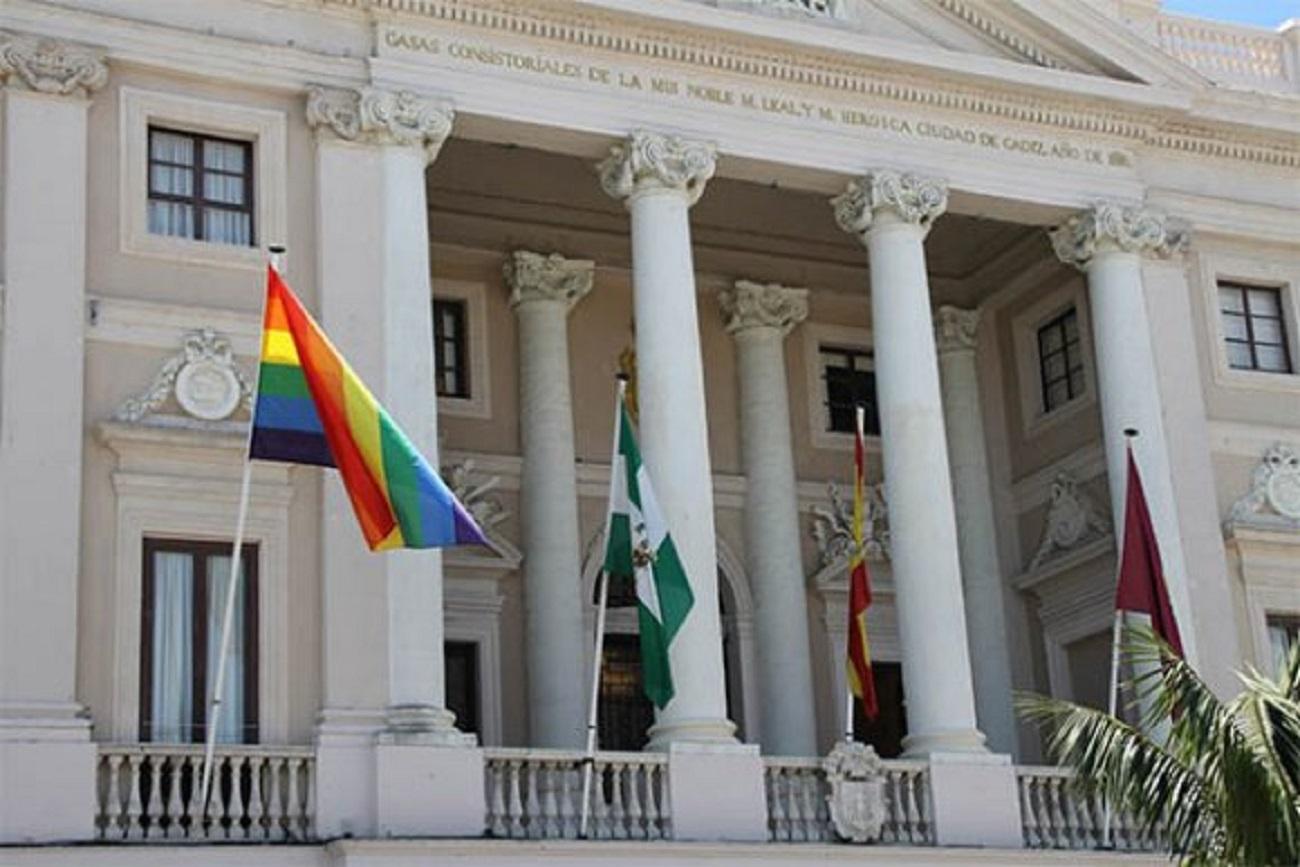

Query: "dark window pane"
<box><xmin>851</xmin><ymin>661</ymin><xmax>906</xmax><ymax>759</ymax></box>
<box><xmin>822</xmin><ymin>346</ymin><xmax>880</xmax><ymax>435</ymax></box>
<box><xmin>444</xmin><ymin>641</ymin><xmax>479</xmax><ymax>737</ymax></box>
<box><xmin>1038</xmin><ymin>308</ymin><xmax>1083</xmax><ymax>412</ymax></box>
<box><xmin>432</xmin><ymin>298</ymin><xmax>470</xmax><ymax>398</ymax></box>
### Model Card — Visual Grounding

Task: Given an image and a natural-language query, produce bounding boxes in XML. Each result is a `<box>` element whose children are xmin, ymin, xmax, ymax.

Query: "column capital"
<box><xmin>933</xmin><ymin>306</ymin><xmax>980</xmax><ymax>355</ymax></box>
<box><xmin>831</xmin><ymin>170</ymin><xmax>947</xmax><ymax>241</ymax></box>
<box><xmin>306</xmin><ymin>86</ymin><xmax>453</xmax><ymax>163</ymax></box>
<box><xmin>503</xmin><ymin>250</ymin><xmax>594</xmax><ymax>310</ymax></box>
<box><xmin>597</xmin><ymin>130</ymin><xmax>717</xmax><ymax>205</ymax></box>
<box><xmin>1050</xmin><ymin>202</ymin><xmax>1189</xmax><ymax>269</ymax></box>
<box><xmin>0</xmin><ymin>30</ymin><xmax>107</xmax><ymax>97</ymax></box>
<box><xmin>718</xmin><ymin>280</ymin><xmax>809</xmax><ymax>337</ymax></box>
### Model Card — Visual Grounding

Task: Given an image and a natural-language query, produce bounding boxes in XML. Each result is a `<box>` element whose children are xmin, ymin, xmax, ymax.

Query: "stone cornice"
<box><xmin>0</xmin><ymin>30</ymin><xmax>106</xmax><ymax>97</ymax></box>
<box><xmin>831</xmin><ymin>171</ymin><xmax>948</xmax><ymax>240</ymax></box>
<box><xmin>718</xmin><ymin>280</ymin><xmax>809</xmax><ymax>337</ymax></box>
<box><xmin>305</xmin><ymin>85</ymin><xmax>453</xmax><ymax>162</ymax></box>
<box><xmin>503</xmin><ymin>250</ymin><xmax>594</xmax><ymax>310</ymax></box>
<box><xmin>1050</xmin><ymin>202</ymin><xmax>1190</xmax><ymax>269</ymax></box>
<box><xmin>933</xmin><ymin>306</ymin><xmax>980</xmax><ymax>355</ymax></box>
<box><xmin>597</xmin><ymin>130</ymin><xmax>716</xmax><ymax>205</ymax></box>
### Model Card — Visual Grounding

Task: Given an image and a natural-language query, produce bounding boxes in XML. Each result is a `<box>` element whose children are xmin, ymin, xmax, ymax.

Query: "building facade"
<box><xmin>1</xmin><ymin>0</ymin><xmax>1298</xmax><ymax>862</ymax></box>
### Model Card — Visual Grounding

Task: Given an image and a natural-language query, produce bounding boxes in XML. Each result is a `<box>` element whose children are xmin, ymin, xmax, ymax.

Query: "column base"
<box><xmin>645</xmin><ymin>715</ymin><xmax>738</xmax><ymax>752</ymax></box>
<box><xmin>375</xmin><ymin>743</ymin><xmax>486</xmax><ymax>837</ymax></box>
<box><xmin>0</xmin><ymin>702</ymin><xmax>95</xmax><ymax>843</ymax></box>
<box><xmin>381</xmin><ymin>704</ymin><xmax>476</xmax><ymax>747</ymax></box>
<box><xmin>665</xmin><ymin>742</ymin><xmax>767</xmax><ymax>841</ymax></box>
<box><xmin>927</xmin><ymin>751</ymin><xmax>1022</xmax><ymax>848</ymax></box>
<box><xmin>315</xmin><ymin>709</ymin><xmax>385</xmax><ymax>839</ymax></box>
<box><xmin>901</xmin><ymin>727</ymin><xmax>987</xmax><ymax>757</ymax></box>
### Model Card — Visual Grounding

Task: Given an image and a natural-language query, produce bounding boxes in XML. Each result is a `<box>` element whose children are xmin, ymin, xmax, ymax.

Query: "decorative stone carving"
<box><xmin>811</xmin><ymin>481</ymin><xmax>890</xmax><ymax>566</ymax></box>
<box><xmin>444</xmin><ymin>459</ymin><xmax>509</xmax><ymax>535</ymax></box>
<box><xmin>823</xmin><ymin>740</ymin><xmax>886</xmax><ymax>843</ymax></box>
<box><xmin>1028</xmin><ymin>472</ymin><xmax>1112</xmax><ymax>571</ymax></box>
<box><xmin>933</xmin><ymin>306</ymin><xmax>980</xmax><ymax>354</ymax></box>
<box><xmin>1050</xmin><ymin>202</ymin><xmax>1190</xmax><ymax>269</ymax></box>
<box><xmin>718</xmin><ymin>280</ymin><xmax>809</xmax><ymax>336</ymax></box>
<box><xmin>831</xmin><ymin>171</ymin><xmax>948</xmax><ymax>239</ymax></box>
<box><xmin>597</xmin><ymin>130</ymin><xmax>717</xmax><ymax>205</ymax></box>
<box><xmin>0</xmin><ymin>31</ymin><xmax>107</xmax><ymax>97</ymax></box>
<box><xmin>1227</xmin><ymin>444</ymin><xmax>1300</xmax><ymax>531</ymax></box>
<box><xmin>113</xmin><ymin>328</ymin><xmax>254</xmax><ymax>424</ymax></box>
<box><xmin>503</xmin><ymin>250</ymin><xmax>594</xmax><ymax>309</ymax></box>
<box><xmin>306</xmin><ymin>86</ymin><xmax>453</xmax><ymax>162</ymax></box>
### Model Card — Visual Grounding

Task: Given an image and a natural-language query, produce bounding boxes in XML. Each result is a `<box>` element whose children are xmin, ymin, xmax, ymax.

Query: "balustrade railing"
<box><xmin>484</xmin><ymin>748</ymin><xmax>670</xmax><ymax>840</ymax></box>
<box><xmin>762</xmin><ymin>756</ymin><xmax>932</xmax><ymax>844</ymax></box>
<box><xmin>1157</xmin><ymin>16</ymin><xmax>1292</xmax><ymax>90</ymax></box>
<box><xmin>1016</xmin><ymin>765</ymin><xmax>1166</xmax><ymax>852</ymax></box>
<box><xmin>96</xmin><ymin>744</ymin><xmax>315</xmax><ymax>842</ymax></box>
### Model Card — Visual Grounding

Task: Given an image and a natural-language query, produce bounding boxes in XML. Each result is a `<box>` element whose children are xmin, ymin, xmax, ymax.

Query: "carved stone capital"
<box><xmin>0</xmin><ymin>31</ymin><xmax>107</xmax><ymax>97</ymax></box>
<box><xmin>503</xmin><ymin>250</ymin><xmax>594</xmax><ymax>310</ymax></box>
<box><xmin>1050</xmin><ymin>202</ymin><xmax>1189</xmax><ymax>269</ymax></box>
<box><xmin>306</xmin><ymin>86</ymin><xmax>453</xmax><ymax>163</ymax></box>
<box><xmin>597</xmin><ymin>130</ymin><xmax>716</xmax><ymax>205</ymax></box>
<box><xmin>718</xmin><ymin>280</ymin><xmax>809</xmax><ymax>337</ymax></box>
<box><xmin>933</xmin><ymin>306</ymin><xmax>980</xmax><ymax>355</ymax></box>
<box><xmin>831</xmin><ymin>171</ymin><xmax>948</xmax><ymax>240</ymax></box>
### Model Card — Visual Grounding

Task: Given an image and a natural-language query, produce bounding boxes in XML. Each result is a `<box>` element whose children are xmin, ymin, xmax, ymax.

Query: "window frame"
<box><xmin>138</xmin><ymin>538</ymin><xmax>260</xmax><ymax>745</ymax></box>
<box><xmin>147</xmin><ymin>126</ymin><xmax>256</xmax><ymax>248</ymax></box>
<box><xmin>1198</xmin><ymin>251</ymin><xmax>1300</xmax><ymax>396</ymax></box>
<box><xmin>1011</xmin><ymin>282</ymin><xmax>1098</xmax><ymax>438</ymax></box>
<box><xmin>1217</xmin><ymin>281</ymin><xmax>1293</xmax><ymax>375</ymax></box>
<box><xmin>801</xmin><ymin>322</ymin><xmax>883</xmax><ymax>453</ymax></box>
<box><xmin>1035</xmin><ymin>307</ymin><xmax>1086</xmax><ymax>413</ymax></box>
<box><xmin>819</xmin><ymin>343</ymin><xmax>882</xmax><ymax>436</ymax></box>
<box><xmin>433</xmin><ymin>297</ymin><xmax>471</xmax><ymax>399</ymax></box>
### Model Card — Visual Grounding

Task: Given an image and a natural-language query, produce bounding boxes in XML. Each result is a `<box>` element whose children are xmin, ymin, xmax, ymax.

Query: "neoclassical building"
<box><xmin>1</xmin><ymin>0</ymin><xmax>1298</xmax><ymax>863</ymax></box>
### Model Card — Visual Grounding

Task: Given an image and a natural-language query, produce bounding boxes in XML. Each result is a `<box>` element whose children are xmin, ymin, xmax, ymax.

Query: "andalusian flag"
<box><xmin>249</xmin><ymin>266</ymin><xmax>486</xmax><ymax>550</ymax></box>
<box><xmin>847</xmin><ymin>407</ymin><xmax>879</xmax><ymax>721</ymax></box>
<box><xmin>603</xmin><ymin>391</ymin><xmax>694</xmax><ymax>709</ymax></box>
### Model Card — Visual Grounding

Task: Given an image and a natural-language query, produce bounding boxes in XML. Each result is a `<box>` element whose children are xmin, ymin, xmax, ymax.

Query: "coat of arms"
<box><xmin>823</xmin><ymin>740</ymin><xmax>886</xmax><ymax>843</ymax></box>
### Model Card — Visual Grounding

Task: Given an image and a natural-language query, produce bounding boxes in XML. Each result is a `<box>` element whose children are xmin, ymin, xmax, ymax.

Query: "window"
<box><xmin>1219</xmin><ymin>283</ymin><xmax>1292</xmax><ymax>374</ymax></box>
<box><xmin>1036</xmin><ymin>308</ymin><xmax>1085</xmax><ymax>413</ymax></box>
<box><xmin>821</xmin><ymin>346</ymin><xmax>880</xmax><ymax>435</ymax></box>
<box><xmin>433</xmin><ymin>298</ymin><xmax>470</xmax><ymax>398</ymax></box>
<box><xmin>851</xmin><ymin>662</ymin><xmax>906</xmax><ymax>759</ymax></box>
<box><xmin>147</xmin><ymin>127</ymin><xmax>254</xmax><ymax>247</ymax></box>
<box><xmin>445</xmin><ymin>641</ymin><xmax>480</xmax><ymax>737</ymax></box>
<box><xmin>1268</xmin><ymin>615</ymin><xmax>1300</xmax><ymax>674</ymax></box>
<box><xmin>140</xmin><ymin>539</ymin><xmax>258</xmax><ymax>744</ymax></box>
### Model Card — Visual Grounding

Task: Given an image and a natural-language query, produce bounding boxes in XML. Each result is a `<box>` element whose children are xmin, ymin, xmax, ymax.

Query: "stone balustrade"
<box><xmin>1016</xmin><ymin>765</ymin><xmax>1166</xmax><ymax>851</ymax></box>
<box><xmin>1157</xmin><ymin>15</ymin><xmax>1295</xmax><ymax>91</ymax></box>
<box><xmin>761</xmin><ymin>755</ymin><xmax>933</xmax><ymax>844</ymax></box>
<box><xmin>483</xmin><ymin>748</ymin><xmax>670</xmax><ymax>840</ymax></box>
<box><xmin>96</xmin><ymin>744</ymin><xmax>315</xmax><ymax>842</ymax></box>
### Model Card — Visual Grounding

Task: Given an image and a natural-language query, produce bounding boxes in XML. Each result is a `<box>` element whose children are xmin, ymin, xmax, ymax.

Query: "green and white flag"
<box><xmin>603</xmin><ymin>394</ymin><xmax>695</xmax><ymax>709</ymax></box>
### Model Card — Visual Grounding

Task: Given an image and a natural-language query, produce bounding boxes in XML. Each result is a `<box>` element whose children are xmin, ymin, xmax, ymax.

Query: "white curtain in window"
<box><xmin>206</xmin><ymin>555</ymin><xmax>246</xmax><ymax>744</ymax></box>
<box><xmin>150</xmin><ymin>552</ymin><xmax>193</xmax><ymax>743</ymax></box>
<box><xmin>203</xmin><ymin>208</ymin><xmax>251</xmax><ymax>246</ymax></box>
<box><xmin>1269</xmin><ymin>623</ymin><xmax>1293</xmax><ymax>676</ymax></box>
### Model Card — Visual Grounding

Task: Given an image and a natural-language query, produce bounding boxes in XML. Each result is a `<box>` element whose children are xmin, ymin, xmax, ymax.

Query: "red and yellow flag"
<box><xmin>847</xmin><ymin>408</ymin><xmax>879</xmax><ymax>721</ymax></box>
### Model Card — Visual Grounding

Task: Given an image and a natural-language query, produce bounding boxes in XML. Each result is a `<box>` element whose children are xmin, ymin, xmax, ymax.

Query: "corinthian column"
<box><xmin>504</xmin><ymin>250</ymin><xmax>593</xmax><ymax>749</ymax></box>
<box><xmin>934</xmin><ymin>307</ymin><xmax>1017</xmax><ymax>756</ymax></box>
<box><xmin>719</xmin><ymin>281</ymin><xmax>817</xmax><ymax>757</ymax></box>
<box><xmin>598</xmin><ymin>131</ymin><xmax>737</xmax><ymax>749</ymax></box>
<box><xmin>832</xmin><ymin>172</ymin><xmax>985</xmax><ymax>755</ymax></box>
<box><xmin>0</xmin><ymin>31</ymin><xmax>106</xmax><ymax>842</ymax></box>
<box><xmin>1050</xmin><ymin>204</ymin><xmax>1200</xmax><ymax>665</ymax></box>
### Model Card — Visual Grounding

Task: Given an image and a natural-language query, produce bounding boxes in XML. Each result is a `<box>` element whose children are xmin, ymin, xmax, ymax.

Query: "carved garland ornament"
<box><xmin>1028</xmin><ymin>472</ymin><xmax>1112</xmax><ymax>571</ymax></box>
<box><xmin>811</xmin><ymin>481</ymin><xmax>890</xmax><ymax>566</ymax></box>
<box><xmin>1050</xmin><ymin>202</ymin><xmax>1190</xmax><ymax>269</ymax></box>
<box><xmin>0</xmin><ymin>30</ymin><xmax>107</xmax><ymax>96</ymax></box>
<box><xmin>503</xmin><ymin>250</ymin><xmax>595</xmax><ymax>309</ymax></box>
<box><xmin>1227</xmin><ymin>444</ymin><xmax>1300</xmax><ymax>530</ymax></box>
<box><xmin>823</xmin><ymin>740</ymin><xmax>887</xmax><ymax>843</ymax></box>
<box><xmin>597</xmin><ymin>130</ymin><xmax>717</xmax><ymax>205</ymax></box>
<box><xmin>444</xmin><ymin>459</ymin><xmax>510</xmax><ymax>535</ymax></box>
<box><xmin>831</xmin><ymin>171</ymin><xmax>948</xmax><ymax>240</ymax></box>
<box><xmin>933</xmin><ymin>305</ymin><xmax>980</xmax><ymax>354</ymax></box>
<box><xmin>306</xmin><ymin>86</ymin><xmax>454</xmax><ymax>163</ymax></box>
<box><xmin>718</xmin><ymin>280</ymin><xmax>809</xmax><ymax>336</ymax></box>
<box><xmin>114</xmin><ymin>328</ymin><xmax>254</xmax><ymax>424</ymax></box>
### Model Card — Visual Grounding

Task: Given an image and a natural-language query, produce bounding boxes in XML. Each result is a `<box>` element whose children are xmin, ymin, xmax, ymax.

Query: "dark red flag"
<box><xmin>1115</xmin><ymin>446</ymin><xmax>1184</xmax><ymax>656</ymax></box>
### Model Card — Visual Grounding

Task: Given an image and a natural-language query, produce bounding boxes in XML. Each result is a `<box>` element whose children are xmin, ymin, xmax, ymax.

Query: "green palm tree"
<box><xmin>1018</xmin><ymin>625</ymin><xmax>1300</xmax><ymax>865</ymax></box>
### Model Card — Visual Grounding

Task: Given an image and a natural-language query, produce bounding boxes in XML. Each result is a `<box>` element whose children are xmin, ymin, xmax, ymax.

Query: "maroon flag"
<box><xmin>1114</xmin><ymin>446</ymin><xmax>1184</xmax><ymax>656</ymax></box>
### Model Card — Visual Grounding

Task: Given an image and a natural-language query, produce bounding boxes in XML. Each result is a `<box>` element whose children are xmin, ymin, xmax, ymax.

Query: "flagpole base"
<box><xmin>380</xmin><ymin>704</ymin><xmax>476</xmax><ymax>747</ymax></box>
<box><xmin>644</xmin><ymin>716</ymin><xmax>738</xmax><ymax>752</ymax></box>
<box><xmin>900</xmin><ymin>728</ymin><xmax>988</xmax><ymax>757</ymax></box>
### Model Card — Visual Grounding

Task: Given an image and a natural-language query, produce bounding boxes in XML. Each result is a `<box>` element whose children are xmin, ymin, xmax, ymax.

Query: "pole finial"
<box><xmin>268</xmin><ymin>244</ymin><xmax>287</xmax><ymax>254</ymax></box>
<box><xmin>1123</xmin><ymin>427</ymin><xmax>1139</xmax><ymax>439</ymax></box>
<box><xmin>615</xmin><ymin>371</ymin><xmax>630</xmax><ymax>383</ymax></box>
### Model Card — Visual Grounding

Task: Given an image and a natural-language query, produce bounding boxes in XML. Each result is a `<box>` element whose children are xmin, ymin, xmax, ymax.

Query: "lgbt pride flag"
<box><xmin>249</xmin><ymin>266</ymin><xmax>486</xmax><ymax>550</ymax></box>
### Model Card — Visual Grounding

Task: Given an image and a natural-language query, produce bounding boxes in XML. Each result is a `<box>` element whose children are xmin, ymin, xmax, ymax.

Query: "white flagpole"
<box><xmin>579</xmin><ymin>375</ymin><xmax>628</xmax><ymax>839</ymax></box>
<box><xmin>198</xmin><ymin>245</ymin><xmax>283</xmax><ymax>817</ymax></box>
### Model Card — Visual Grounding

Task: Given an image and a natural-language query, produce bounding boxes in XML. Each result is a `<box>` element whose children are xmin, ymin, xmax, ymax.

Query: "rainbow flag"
<box><xmin>249</xmin><ymin>266</ymin><xmax>486</xmax><ymax>551</ymax></box>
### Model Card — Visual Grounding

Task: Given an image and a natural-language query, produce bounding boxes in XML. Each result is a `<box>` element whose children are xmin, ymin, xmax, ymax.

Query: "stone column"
<box><xmin>504</xmin><ymin>250</ymin><xmax>593</xmax><ymax>749</ymax></box>
<box><xmin>1050</xmin><ymin>204</ymin><xmax>1203</xmax><ymax>669</ymax></box>
<box><xmin>719</xmin><ymin>281</ymin><xmax>817</xmax><ymax>757</ymax></box>
<box><xmin>0</xmin><ymin>31</ymin><xmax>106</xmax><ymax>843</ymax></box>
<box><xmin>934</xmin><ymin>306</ymin><xmax>1017</xmax><ymax>756</ymax></box>
<box><xmin>308</xmin><ymin>86</ymin><xmax>481</xmax><ymax>838</ymax></box>
<box><xmin>831</xmin><ymin>172</ymin><xmax>986</xmax><ymax>756</ymax></box>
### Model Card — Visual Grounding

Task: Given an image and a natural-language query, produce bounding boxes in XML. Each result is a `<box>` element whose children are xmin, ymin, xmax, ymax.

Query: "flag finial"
<box><xmin>1124</xmin><ymin>427</ymin><xmax>1139</xmax><ymax>439</ymax></box>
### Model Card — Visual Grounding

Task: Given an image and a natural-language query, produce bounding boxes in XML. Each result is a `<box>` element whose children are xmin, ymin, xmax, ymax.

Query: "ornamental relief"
<box><xmin>831</xmin><ymin>171</ymin><xmax>948</xmax><ymax>239</ymax></box>
<box><xmin>1227</xmin><ymin>444</ymin><xmax>1300</xmax><ymax>532</ymax></box>
<box><xmin>1027</xmin><ymin>472</ymin><xmax>1112</xmax><ymax>572</ymax></box>
<box><xmin>718</xmin><ymin>281</ymin><xmax>809</xmax><ymax>336</ymax></box>
<box><xmin>598</xmin><ymin>130</ymin><xmax>717</xmax><ymax>204</ymax></box>
<box><xmin>306</xmin><ymin>86</ymin><xmax>454</xmax><ymax>162</ymax></box>
<box><xmin>113</xmin><ymin>328</ymin><xmax>254</xmax><ymax>427</ymax></box>
<box><xmin>0</xmin><ymin>30</ymin><xmax>107</xmax><ymax>97</ymax></box>
<box><xmin>811</xmin><ymin>480</ymin><xmax>890</xmax><ymax>569</ymax></box>
<box><xmin>1050</xmin><ymin>202</ymin><xmax>1190</xmax><ymax>269</ymax></box>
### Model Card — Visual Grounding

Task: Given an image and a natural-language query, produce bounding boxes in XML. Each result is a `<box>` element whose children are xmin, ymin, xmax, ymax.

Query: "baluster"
<box><xmin>642</xmin><ymin>764</ymin><xmax>661</xmax><ymax>840</ymax></box>
<box><xmin>814</xmin><ymin>769</ymin><xmax>831</xmax><ymax>841</ymax></box>
<box><xmin>523</xmin><ymin>759</ymin><xmax>541</xmax><ymax>838</ymax></box>
<box><xmin>539</xmin><ymin>761</ymin><xmax>558</xmax><ymax>839</ymax></box>
<box><xmin>232</xmin><ymin>756</ymin><xmax>251</xmax><ymax>839</ymax></box>
<box><xmin>185</xmin><ymin>754</ymin><xmax>205</xmax><ymax>839</ymax></box>
<box><xmin>124</xmin><ymin>754</ymin><xmax>145</xmax><ymax>839</ymax></box>
<box><xmin>901</xmin><ymin>770</ymin><xmax>921</xmax><ymax>844</ymax></box>
<box><xmin>789</xmin><ymin>770</ymin><xmax>810</xmax><ymax>842</ymax></box>
<box><xmin>141</xmin><ymin>753</ymin><xmax>164</xmax><ymax>839</ymax></box>
<box><xmin>1047</xmin><ymin>777</ymin><xmax>1067</xmax><ymax>847</ymax></box>
<box><xmin>506</xmin><ymin>760</ymin><xmax>525</xmax><ymax>838</ymax></box>
<box><xmin>100</xmin><ymin>754</ymin><xmax>123</xmax><ymax>839</ymax></box>
<box><xmin>158</xmin><ymin>754</ymin><xmax>181</xmax><ymax>840</ymax></box>
<box><xmin>1017</xmin><ymin>778</ymin><xmax>1035</xmax><ymax>847</ymax></box>
<box><xmin>803</xmin><ymin>769</ymin><xmax>822</xmax><ymax>842</ymax></box>
<box><xmin>487</xmin><ymin>762</ymin><xmax>506</xmax><ymax>836</ymax></box>
<box><xmin>916</xmin><ymin>770</ymin><xmax>933</xmax><ymax>844</ymax></box>
<box><xmin>282</xmin><ymin>757</ymin><xmax>301</xmax><ymax>841</ymax></box>
<box><xmin>625</xmin><ymin>763</ymin><xmax>644</xmax><ymax>839</ymax></box>
<box><xmin>658</xmin><ymin>761</ymin><xmax>672</xmax><ymax>840</ymax></box>
<box><xmin>242</xmin><ymin>755</ymin><xmax>263</xmax><ymax>840</ymax></box>
<box><xmin>591</xmin><ymin>762</ymin><xmax>610</xmax><ymax>839</ymax></box>
<box><xmin>610</xmin><ymin>761</ymin><xmax>629</xmax><ymax>838</ymax></box>
<box><xmin>557</xmin><ymin>761</ymin><xmax>576</xmax><ymax>839</ymax></box>
<box><xmin>303</xmin><ymin>758</ymin><xmax>317</xmax><ymax>839</ymax></box>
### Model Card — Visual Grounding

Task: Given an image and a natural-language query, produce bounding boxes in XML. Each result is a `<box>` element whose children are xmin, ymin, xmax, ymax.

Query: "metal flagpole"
<box><xmin>1102</xmin><ymin>427</ymin><xmax>1139</xmax><ymax>849</ymax></box>
<box><xmin>579</xmin><ymin>375</ymin><xmax>628</xmax><ymax>839</ymax></box>
<box><xmin>198</xmin><ymin>245</ymin><xmax>284</xmax><ymax>817</ymax></box>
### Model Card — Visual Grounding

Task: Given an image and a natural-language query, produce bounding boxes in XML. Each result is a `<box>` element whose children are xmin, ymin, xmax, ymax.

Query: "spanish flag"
<box><xmin>847</xmin><ymin>407</ymin><xmax>879</xmax><ymax>721</ymax></box>
<box><xmin>249</xmin><ymin>266</ymin><xmax>486</xmax><ymax>550</ymax></box>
